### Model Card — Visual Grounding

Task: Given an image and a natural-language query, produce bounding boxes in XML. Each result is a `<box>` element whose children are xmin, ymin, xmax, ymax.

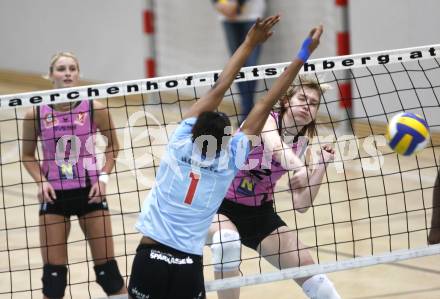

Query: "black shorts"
<box><xmin>128</xmin><ymin>243</ymin><xmax>206</xmax><ymax>299</ymax></box>
<box><xmin>39</xmin><ymin>187</ymin><xmax>109</xmax><ymax>218</ymax></box>
<box><xmin>217</xmin><ymin>199</ymin><xmax>287</xmax><ymax>250</ymax></box>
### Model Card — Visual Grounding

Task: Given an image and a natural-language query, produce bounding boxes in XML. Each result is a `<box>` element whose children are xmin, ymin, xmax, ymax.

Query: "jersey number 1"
<box><xmin>184</xmin><ymin>172</ymin><xmax>200</xmax><ymax>205</ymax></box>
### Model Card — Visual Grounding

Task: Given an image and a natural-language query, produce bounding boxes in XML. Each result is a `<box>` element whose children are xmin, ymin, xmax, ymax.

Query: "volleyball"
<box><xmin>385</xmin><ymin>112</ymin><xmax>430</xmax><ymax>156</ymax></box>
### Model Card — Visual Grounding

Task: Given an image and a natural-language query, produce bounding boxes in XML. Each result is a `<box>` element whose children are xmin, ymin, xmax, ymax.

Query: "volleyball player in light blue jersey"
<box><xmin>135</xmin><ymin>115</ymin><xmax>250</xmax><ymax>255</ymax></box>
<box><xmin>129</xmin><ymin>16</ymin><xmax>324</xmax><ymax>299</ymax></box>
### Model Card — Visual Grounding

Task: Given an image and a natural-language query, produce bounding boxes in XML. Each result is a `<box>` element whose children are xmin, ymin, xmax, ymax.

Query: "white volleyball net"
<box><xmin>0</xmin><ymin>44</ymin><xmax>439</xmax><ymax>298</ymax></box>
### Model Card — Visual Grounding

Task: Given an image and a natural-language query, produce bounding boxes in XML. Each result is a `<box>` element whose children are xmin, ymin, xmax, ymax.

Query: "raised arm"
<box><xmin>241</xmin><ymin>25</ymin><xmax>323</xmax><ymax>137</ymax></box>
<box><xmin>260</xmin><ymin>116</ymin><xmax>304</xmax><ymax>171</ymax></box>
<box><xmin>182</xmin><ymin>15</ymin><xmax>280</xmax><ymax>119</ymax></box>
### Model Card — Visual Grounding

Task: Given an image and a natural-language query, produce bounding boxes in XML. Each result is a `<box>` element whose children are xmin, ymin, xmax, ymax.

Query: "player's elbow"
<box><xmin>296</xmin><ymin>206</ymin><xmax>310</xmax><ymax>213</ymax></box>
<box><xmin>274</xmin><ymin>150</ymin><xmax>292</xmax><ymax>170</ymax></box>
<box><xmin>21</xmin><ymin>149</ymin><xmax>35</xmax><ymax>162</ymax></box>
<box><xmin>292</xmin><ymin>191</ymin><xmax>312</xmax><ymax>213</ymax></box>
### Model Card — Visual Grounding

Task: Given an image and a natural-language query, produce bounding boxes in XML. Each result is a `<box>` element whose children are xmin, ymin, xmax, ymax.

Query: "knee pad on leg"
<box><xmin>42</xmin><ymin>264</ymin><xmax>68</xmax><ymax>299</ymax></box>
<box><xmin>302</xmin><ymin>274</ymin><xmax>341</xmax><ymax>299</ymax></box>
<box><xmin>94</xmin><ymin>259</ymin><xmax>124</xmax><ymax>295</ymax></box>
<box><xmin>210</xmin><ymin>229</ymin><xmax>241</xmax><ymax>272</ymax></box>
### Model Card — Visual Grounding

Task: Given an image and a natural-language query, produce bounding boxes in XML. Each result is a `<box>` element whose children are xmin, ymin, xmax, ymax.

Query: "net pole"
<box><xmin>144</xmin><ymin>0</ymin><xmax>156</xmax><ymax>78</ymax></box>
<box><xmin>336</xmin><ymin>0</ymin><xmax>353</xmax><ymax>135</ymax></box>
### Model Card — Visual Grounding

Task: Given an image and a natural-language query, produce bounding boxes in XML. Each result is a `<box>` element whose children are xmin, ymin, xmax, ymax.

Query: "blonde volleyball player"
<box><xmin>128</xmin><ymin>17</ymin><xmax>324</xmax><ymax>298</ymax></box>
<box><xmin>208</xmin><ymin>76</ymin><xmax>342</xmax><ymax>299</ymax></box>
<box><xmin>21</xmin><ymin>53</ymin><xmax>126</xmax><ymax>298</ymax></box>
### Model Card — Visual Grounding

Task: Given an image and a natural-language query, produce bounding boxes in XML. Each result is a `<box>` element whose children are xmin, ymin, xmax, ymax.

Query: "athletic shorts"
<box><xmin>217</xmin><ymin>199</ymin><xmax>287</xmax><ymax>250</ymax></box>
<box><xmin>128</xmin><ymin>243</ymin><xmax>206</xmax><ymax>299</ymax></box>
<box><xmin>39</xmin><ymin>187</ymin><xmax>109</xmax><ymax>218</ymax></box>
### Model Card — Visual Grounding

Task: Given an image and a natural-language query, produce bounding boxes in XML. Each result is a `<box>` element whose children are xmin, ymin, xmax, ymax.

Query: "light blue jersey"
<box><xmin>136</xmin><ymin>117</ymin><xmax>250</xmax><ymax>255</ymax></box>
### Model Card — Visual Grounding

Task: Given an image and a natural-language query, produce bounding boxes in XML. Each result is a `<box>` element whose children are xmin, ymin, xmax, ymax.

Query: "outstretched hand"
<box><xmin>297</xmin><ymin>24</ymin><xmax>324</xmax><ymax>62</ymax></box>
<box><xmin>246</xmin><ymin>14</ymin><xmax>281</xmax><ymax>46</ymax></box>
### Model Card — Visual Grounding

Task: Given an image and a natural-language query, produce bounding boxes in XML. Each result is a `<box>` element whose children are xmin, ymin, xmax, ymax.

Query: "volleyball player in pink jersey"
<box><xmin>208</xmin><ymin>75</ymin><xmax>342</xmax><ymax>299</ymax></box>
<box><xmin>21</xmin><ymin>52</ymin><xmax>126</xmax><ymax>298</ymax></box>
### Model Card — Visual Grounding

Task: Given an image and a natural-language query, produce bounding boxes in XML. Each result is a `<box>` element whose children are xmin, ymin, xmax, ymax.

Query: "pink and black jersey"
<box><xmin>225</xmin><ymin>112</ymin><xmax>308</xmax><ymax>206</ymax></box>
<box><xmin>38</xmin><ymin>101</ymin><xmax>99</xmax><ymax>190</ymax></box>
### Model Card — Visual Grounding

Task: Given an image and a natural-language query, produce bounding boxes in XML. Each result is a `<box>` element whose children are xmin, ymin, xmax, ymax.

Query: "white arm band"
<box><xmin>99</xmin><ymin>172</ymin><xmax>109</xmax><ymax>184</ymax></box>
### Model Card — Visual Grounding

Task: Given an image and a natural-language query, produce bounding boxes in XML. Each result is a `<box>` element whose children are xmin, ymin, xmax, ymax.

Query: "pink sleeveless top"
<box><xmin>38</xmin><ymin>101</ymin><xmax>99</xmax><ymax>190</ymax></box>
<box><xmin>224</xmin><ymin>112</ymin><xmax>308</xmax><ymax>206</ymax></box>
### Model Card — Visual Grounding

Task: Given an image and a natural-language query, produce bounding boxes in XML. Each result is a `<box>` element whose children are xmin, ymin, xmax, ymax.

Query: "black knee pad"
<box><xmin>94</xmin><ymin>259</ymin><xmax>124</xmax><ymax>295</ymax></box>
<box><xmin>42</xmin><ymin>264</ymin><xmax>68</xmax><ymax>299</ymax></box>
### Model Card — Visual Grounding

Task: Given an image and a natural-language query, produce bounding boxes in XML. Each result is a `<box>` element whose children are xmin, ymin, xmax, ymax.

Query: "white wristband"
<box><xmin>99</xmin><ymin>172</ymin><xmax>109</xmax><ymax>184</ymax></box>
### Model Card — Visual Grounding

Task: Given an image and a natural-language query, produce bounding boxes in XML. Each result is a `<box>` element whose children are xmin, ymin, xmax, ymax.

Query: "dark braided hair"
<box><xmin>191</xmin><ymin>111</ymin><xmax>231</xmax><ymax>156</ymax></box>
